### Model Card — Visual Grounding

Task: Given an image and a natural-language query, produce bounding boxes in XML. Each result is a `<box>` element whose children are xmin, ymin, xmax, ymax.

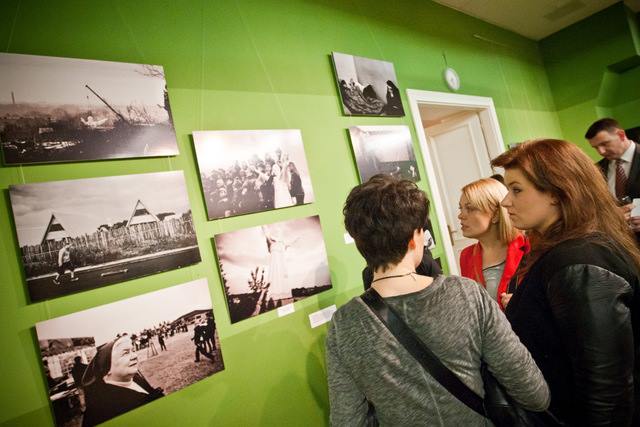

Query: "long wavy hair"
<box><xmin>491</xmin><ymin>139</ymin><xmax>640</xmax><ymax>274</ymax></box>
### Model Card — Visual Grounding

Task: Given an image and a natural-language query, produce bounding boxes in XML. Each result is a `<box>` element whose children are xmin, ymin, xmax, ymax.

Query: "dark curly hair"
<box><xmin>343</xmin><ymin>174</ymin><xmax>429</xmax><ymax>272</ymax></box>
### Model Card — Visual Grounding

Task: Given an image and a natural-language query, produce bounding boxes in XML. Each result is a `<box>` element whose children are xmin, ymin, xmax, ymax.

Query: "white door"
<box><xmin>425</xmin><ymin>113</ymin><xmax>494</xmax><ymax>266</ymax></box>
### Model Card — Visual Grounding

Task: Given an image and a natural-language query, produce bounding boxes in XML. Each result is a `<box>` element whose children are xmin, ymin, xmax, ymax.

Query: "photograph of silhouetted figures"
<box><xmin>35</xmin><ymin>279</ymin><xmax>224</xmax><ymax>427</ymax></box>
<box><xmin>9</xmin><ymin>171</ymin><xmax>200</xmax><ymax>302</ymax></box>
<box><xmin>214</xmin><ymin>215</ymin><xmax>332</xmax><ymax>323</ymax></box>
<box><xmin>331</xmin><ymin>52</ymin><xmax>404</xmax><ymax>117</ymax></box>
<box><xmin>0</xmin><ymin>53</ymin><xmax>179</xmax><ymax>165</ymax></box>
<box><xmin>348</xmin><ymin>125</ymin><xmax>420</xmax><ymax>183</ymax></box>
<box><xmin>193</xmin><ymin>129</ymin><xmax>315</xmax><ymax>220</ymax></box>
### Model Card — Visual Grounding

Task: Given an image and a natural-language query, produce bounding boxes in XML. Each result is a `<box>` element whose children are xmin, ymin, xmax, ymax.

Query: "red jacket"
<box><xmin>459</xmin><ymin>234</ymin><xmax>528</xmax><ymax>310</ymax></box>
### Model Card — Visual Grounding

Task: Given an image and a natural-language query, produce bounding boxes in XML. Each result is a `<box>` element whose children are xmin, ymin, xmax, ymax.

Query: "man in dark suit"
<box><xmin>586</xmin><ymin>118</ymin><xmax>640</xmax><ymax>237</ymax></box>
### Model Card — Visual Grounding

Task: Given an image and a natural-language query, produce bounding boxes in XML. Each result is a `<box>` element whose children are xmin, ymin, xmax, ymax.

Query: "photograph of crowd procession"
<box><xmin>0</xmin><ymin>53</ymin><xmax>179</xmax><ymax>165</ymax></box>
<box><xmin>348</xmin><ymin>125</ymin><xmax>420</xmax><ymax>183</ymax></box>
<box><xmin>331</xmin><ymin>52</ymin><xmax>404</xmax><ymax>117</ymax></box>
<box><xmin>214</xmin><ymin>215</ymin><xmax>331</xmax><ymax>323</ymax></box>
<box><xmin>35</xmin><ymin>278</ymin><xmax>223</xmax><ymax>427</ymax></box>
<box><xmin>9</xmin><ymin>171</ymin><xmax>200</xmax><ymax>302</ymax></box>
<box><xmin>193</xmin><ymin>129</ymin><xmax>315</xmax><ymax>220</ymax></box>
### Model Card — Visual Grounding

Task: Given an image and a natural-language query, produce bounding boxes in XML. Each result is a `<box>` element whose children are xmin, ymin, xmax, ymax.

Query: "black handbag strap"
<box><xmin>361</xmin><ymin>288</ymin><xmax>486</xmax><ymax>417</ymax></box>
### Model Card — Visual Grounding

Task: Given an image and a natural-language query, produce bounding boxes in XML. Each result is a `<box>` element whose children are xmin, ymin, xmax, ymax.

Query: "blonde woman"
<box><xmin>458</xmin><ymin>178</ymin><xmax>527</xmax><ymax>309</ymax></box>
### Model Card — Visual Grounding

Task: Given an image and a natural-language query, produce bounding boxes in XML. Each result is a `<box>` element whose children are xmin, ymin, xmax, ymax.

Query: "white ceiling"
<box><xmin>431</xmin><ymin>0</ymin><xmax>640</xmax><ymax>40</ymax></box>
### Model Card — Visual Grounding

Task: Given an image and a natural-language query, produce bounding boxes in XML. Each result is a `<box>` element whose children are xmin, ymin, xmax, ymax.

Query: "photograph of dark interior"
<box><xmin>424</xmin><ymin>218</ymin><xmax>437</xmax><ymax>250</ymax></box>
<box><xmin>348</xmin><ymin>125</ymin><xmax>420</xmax><ymax>183</ymax></box>
<box><xmin>9</xmin><ymin>171</ymin><xmax>200</xmax><ymax>302</ymax></box>
<box><xmin>193</xmin><ymin>129</ymin><xmax>315</xmax><ymax>220</ymax></box>
<box><xmin>0</xmin><ymin>52</ymin><xmax>179</xmax><ymax>165</ymax></box>
<box><xmin>35</xmin><ymin>278</ymin><xmax>223</xmax><ymax>427</ymax></box>
<box><xmin>331</xmin><ymin>52</ymin><xmax>404</xmax><ymax>117</ymax></box>
<box><xmin>214</xmin><ymin>215</ymin><xmax>331</xmax><ymax>323</ymax></box>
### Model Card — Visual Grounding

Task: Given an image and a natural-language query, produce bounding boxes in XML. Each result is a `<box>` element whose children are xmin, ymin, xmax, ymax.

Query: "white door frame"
<box><xmin>406</xmin><ymin>89</ymin><xmax>506</xmax><ymax>275</ymax></box>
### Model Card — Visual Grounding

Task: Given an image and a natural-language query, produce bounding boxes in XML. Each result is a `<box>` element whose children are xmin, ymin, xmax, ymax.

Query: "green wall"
<box><xmin>540</xmin><ymin>2</ymin><xmax>640</xmax><ymax>159</ymax></box>
<box><xmin>0</xmin><ymin>0</ymin><xmax>561</xmax><ymax>425</ymax></box>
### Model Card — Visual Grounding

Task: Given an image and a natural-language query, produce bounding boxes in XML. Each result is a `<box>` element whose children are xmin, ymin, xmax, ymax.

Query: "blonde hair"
<box><xmin>460</xmin><ymin>178</ymin><xmax>520</xmax><ymax>244</ymax></box>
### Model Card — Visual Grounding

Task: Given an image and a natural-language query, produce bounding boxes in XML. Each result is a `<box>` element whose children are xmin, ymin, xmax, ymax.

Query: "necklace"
<box><xmin>371</xmin><ymin>272</ymin><xmax>416</xmax><ymax>284</ymax></box>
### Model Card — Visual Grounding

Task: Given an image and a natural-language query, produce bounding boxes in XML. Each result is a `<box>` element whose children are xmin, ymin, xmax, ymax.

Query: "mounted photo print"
<box><xmin>214</xmin><ymin>215</ymin><xmax>331</xmax><ymax>323</ymax></box>
<box><xmin>331</xmin><ymin>52</ymin><xmax>404</xmax><ymax>116</ymax></box>
<box><xmin>0</xmin><ymin>53</ymin><xmax>179</xmax><ymax>165</ymax></box>
<box><xmin>193</xmin><ymin>129</ymin><xmax>315</xmax><ymax>220</ymax></box>
<box><xmin>348</xmin><ymin>125</ymin><xmax>420</xmax><ymax>183</ymax></box>
<box><xmin>424</xmin><ymin>218</ymin><xmax>437</xmax><ymax>250</ymax></box>
<box><xmin>9</xmin><ymin>171</ymin><xmax>200</xmax><ymax>302</ymax></box>
<box><xmin>35</xmin><ymin>278</ymin><xmax>224</xmax><ymax>427</ymax></box>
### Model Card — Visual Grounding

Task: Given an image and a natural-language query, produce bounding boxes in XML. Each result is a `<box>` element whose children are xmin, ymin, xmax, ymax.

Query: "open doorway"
<box><xmin>406</xmin><ymin>90</ymin><xmax>506</xmax><ymax>274</ymax></box>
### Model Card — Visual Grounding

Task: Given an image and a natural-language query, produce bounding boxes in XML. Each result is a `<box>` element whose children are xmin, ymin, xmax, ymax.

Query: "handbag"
<box><xmin>365</xmin><ymin>400</ymin><xmax>378</xmax><ymax>427</ymax></box>
<box><xmin>360</xmin><ymin>288</ymin><xmax>564</xmax><ymax>427</ymax></box>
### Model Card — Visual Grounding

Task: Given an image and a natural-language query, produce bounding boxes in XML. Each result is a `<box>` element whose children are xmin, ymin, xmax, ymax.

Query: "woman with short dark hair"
<box><xmin>326</xmin><ymin>174</ymin><xmax>549</xmax><ymax>426</ymax></box>
<box><xmin>492</xmin><ymin>139</ymin><xmax>640</xmax><ymax>426</ymax></box>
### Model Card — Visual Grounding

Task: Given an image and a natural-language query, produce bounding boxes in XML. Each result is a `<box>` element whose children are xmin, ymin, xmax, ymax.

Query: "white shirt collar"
<box><xmin>619</xmin><ymin>141</ymin><xmax>635</xmax><ymax>164</ymax></box>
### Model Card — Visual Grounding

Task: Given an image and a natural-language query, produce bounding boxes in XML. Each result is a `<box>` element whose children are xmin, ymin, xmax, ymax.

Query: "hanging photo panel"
<box><xmin>193</xmin><ymin>129</ymin><xmax>315</xmax><ymax>220</ymax></box>
<box><xmin>331</xmin><ymin>52</ymin><xmax>404</xmax><ymax>117</ymax></box>
<box><xmin>214</xmin><ymin>215</ymin><xmax>331</xmax><ymax>323</ymax></box>
<box><xmin>0</xmin><ymin>52</ymin><xmax>179</xmax><ymax>165</ymax></box>
<box><xmin>35</xmin><ymin>278</ymin><xmax>224</xmax><ymax>427</ymax></box>
<box><xmin>348</xmin><ymin>125</ymin><xmax>420</xmax><ymax>183</ymax></box>
<box><xmin>9</xmin><ymin>171</ymin><xmax>200</xmax><ymax>302</ymax></box>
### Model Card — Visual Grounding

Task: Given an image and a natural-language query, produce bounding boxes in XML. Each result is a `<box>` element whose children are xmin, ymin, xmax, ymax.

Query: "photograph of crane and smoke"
<box><xmin>0</xmin><ymin>52</ymin><xmax>179</xmax><ymax>165</ymax></box>
<box><xmin>9</xmin><ymin>171</ymin><xmax>200</xmax><ymax>302</ymax></box>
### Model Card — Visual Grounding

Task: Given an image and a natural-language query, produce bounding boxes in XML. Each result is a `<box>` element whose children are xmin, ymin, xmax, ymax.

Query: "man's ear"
<box><xmin>617</xmin><ymin>129</ymin><xmax>627</xmax><ymax>141</ymax></box>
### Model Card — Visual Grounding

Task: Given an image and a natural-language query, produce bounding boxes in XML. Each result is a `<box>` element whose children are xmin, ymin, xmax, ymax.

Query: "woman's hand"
<box><xmin>620</xmin><ymin>202</ymin><xmax>633</xmax><ymax>221</ymax></box>
<box><xmin>500</xmin><ymin>292</ymin><xmax>513</xmax><ymax>308</ymax></box>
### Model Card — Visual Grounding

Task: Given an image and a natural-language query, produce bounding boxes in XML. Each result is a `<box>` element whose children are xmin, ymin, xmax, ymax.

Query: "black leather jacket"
<box><xmin>506</xmin><ymin>235</ymin><xmax>640</xmax><ymax>426</ymax></box>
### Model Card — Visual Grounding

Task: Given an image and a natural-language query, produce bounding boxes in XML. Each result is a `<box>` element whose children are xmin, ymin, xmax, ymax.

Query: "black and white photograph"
<box><xmin>348</xmin><ymin>125</ymin><xmax>420</xmax><ymax>183</ymax></box>
<box><xmin>9</xmin><ymin>171</ymin><xmax>200</xmax><ymax>302</ymax></box>
<box><xmin>214</xmin><ymin>215</ymin><xmax>331</xmax><ymax>323</ymax></box>
<box><xmin>424</xmin><ymin>218</ymin><xmax>437</xmax><ymax>250</ymax></box>
<box><xmin>0</xmin><ymin>53</ymin><xmax>179</xmax><ymax>165</ymax></box>
<box><xmin>35</xmin><ymin>278</ymin><xmax>223</xmax><ymax>427</ymax></box>
<box><xmin>193</xmin><ymin>129</ymin><xmax>315</xmax><ymax>220</ymax></box>
<box><xmin>331</xmin><ymin>52</ymin><xmax>404</xmax><ymax>116</ymax></box>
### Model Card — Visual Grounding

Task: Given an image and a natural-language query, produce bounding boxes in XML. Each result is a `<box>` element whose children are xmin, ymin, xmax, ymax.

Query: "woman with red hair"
<box><xmin>492</xmin><ymin>139</ymin><xmax>640</xmax><ymax>426</ymax></box>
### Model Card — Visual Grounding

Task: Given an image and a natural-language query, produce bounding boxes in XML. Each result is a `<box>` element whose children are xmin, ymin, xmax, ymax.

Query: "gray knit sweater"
<box><xmin>325</xmin><ymin>275</ymin><xmax>550</xmax><ymax>426</ymax></box>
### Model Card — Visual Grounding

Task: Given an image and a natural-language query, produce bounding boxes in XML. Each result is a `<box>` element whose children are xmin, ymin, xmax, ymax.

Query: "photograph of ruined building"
<box><xmin>214</xmin><ymin>215</ymin><xmax>331</xmax><ymax>323</ymax></box>
<box><xmin>0</xmin><ymin>53</ymin><xmax>179</xmax><ymax>165</ymax></box>
<box><xmin>9</xmin><ymin>171</ymin><xmax>200</xmax><ymax>301</ymax></box>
